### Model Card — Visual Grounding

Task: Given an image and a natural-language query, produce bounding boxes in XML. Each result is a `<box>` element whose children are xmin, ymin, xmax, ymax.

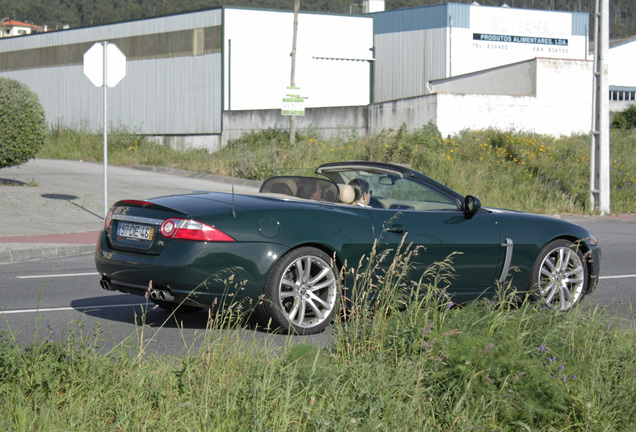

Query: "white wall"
<box><xmin>224</xmin><ymin>9</ymin><xmax>373</xmax><ymax>111</ymax></box>
<box><xmin>452</xmin><ymin>5</ymin><xmax>588</xmax><ymax>77</ymax></box>
<box><xmin>435</xmin><ymin>59</ymin><xmax>592</xmax><ymax>136</ymax></box>
<box><xmin>608</xmin><ymin>38</ymin><xmax>636</xmax><ymax>87</ymax></box>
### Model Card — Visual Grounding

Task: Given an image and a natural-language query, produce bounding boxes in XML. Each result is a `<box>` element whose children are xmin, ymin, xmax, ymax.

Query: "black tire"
<box><xmin>259</xmin><ymin>247</ymin><xmax>339</xmax><ymax>334</ymax></box>
<box><xmin>527</xmin><ymin>239</ymin><xmax>588</xmax><ymax>311</ymax></box>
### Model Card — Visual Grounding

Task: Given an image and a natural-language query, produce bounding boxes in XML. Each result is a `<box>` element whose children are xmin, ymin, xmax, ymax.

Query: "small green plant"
<box><xmin>611</xmin><ymin>104</ymin><xmax>636</xmax><ymax>129</ymax></box>
<box><xmin>0</xmin><ymin>78</ymin><xmax>47</xmax><ymax>169</ymax></box>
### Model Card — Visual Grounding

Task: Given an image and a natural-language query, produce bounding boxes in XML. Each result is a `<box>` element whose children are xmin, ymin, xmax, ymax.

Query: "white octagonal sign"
<box><xmin>84</xmin><ymin>42</ymin><xmax>126</xmax><ymax>87</ymax></box>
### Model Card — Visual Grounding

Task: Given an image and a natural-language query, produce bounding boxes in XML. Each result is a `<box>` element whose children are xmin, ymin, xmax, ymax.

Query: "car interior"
<box><xmin>259</xmin><ymin>173</ymin><xmax>458</xmax><ymax>211</ymax></box>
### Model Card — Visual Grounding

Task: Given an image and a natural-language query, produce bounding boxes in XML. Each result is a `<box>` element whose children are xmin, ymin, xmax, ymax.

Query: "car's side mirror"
<box><xmin>378</xmin><ymin>175</ymin><xmax>397</xmax><ymax>185</ymax></box>
<box><xmin>464</xmin><ymin>195</ymin><xmax>481</xmax><ymax>214</ymax></box>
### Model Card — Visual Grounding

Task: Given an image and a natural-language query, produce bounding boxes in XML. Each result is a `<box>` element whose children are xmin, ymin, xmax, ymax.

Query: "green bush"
<box><xmin>611</xmin><ymin>104</ymin><xmax>636</xmax><ymax>129</ymax></box>
<box><xmin>0</xmin><ymin>78</ymin><xmax>47</xmax><ymax>169</ymax></box>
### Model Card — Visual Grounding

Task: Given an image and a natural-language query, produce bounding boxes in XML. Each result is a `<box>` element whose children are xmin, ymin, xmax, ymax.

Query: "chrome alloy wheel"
<box><xmin>278</xmin><ymin>254</ymin><xmax>338</xmax><ymax>329</ymax></box>
<box><xmin>537</xmin><ymin>245</ymin><xmax>586</xmax><ymax>310</ymax></box>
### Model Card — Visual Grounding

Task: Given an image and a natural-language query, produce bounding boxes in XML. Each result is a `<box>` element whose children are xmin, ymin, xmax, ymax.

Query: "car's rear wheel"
<box><xmin>527</xmin><ymin>239</ymin><xmax>588</xmax><ymax>311</ymax></box>
<box><xmin>260</xmin><ymin>247</ymin><xmax>339</xmax><ymax>334</ymax></box>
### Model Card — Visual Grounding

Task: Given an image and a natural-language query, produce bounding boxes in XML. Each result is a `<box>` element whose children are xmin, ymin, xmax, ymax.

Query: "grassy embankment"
<box><xmin>1</xmin><ymin>252</ymin><xmax>635</xmax><ymax>431</ymax></box>
<box><xmin>39</xmin><ymin>123</ymin><xmax>635</xmax><ymax>214</ymax></box>
<box><xmin>5</xmin><ymin>125</ymin><xmax>630</xmax><ymax>430</ymax></box>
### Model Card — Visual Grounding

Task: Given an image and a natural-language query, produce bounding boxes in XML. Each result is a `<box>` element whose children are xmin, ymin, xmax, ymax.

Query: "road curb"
<box><xmin>0</xmin><ymin>244</ymin><xmax>95</xmax><ymax>265</ymax></box>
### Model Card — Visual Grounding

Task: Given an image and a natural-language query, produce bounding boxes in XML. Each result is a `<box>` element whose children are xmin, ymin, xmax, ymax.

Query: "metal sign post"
<box><xmin>590</xmin><ymin>0</ymin><xmax>610</xmax><ymax>214</ymax></box>
<box><xmin>83</xmin><ymin>42</ymin><xmax>126</xmax><ymax>218</ymax></box>
<box><xmin>288</xmin><ymin>0</ymin><xmax>300</xmax><ymax>146</ymax></box>
<box><xmin>102</xmin><ymin>41</ymin><xmax>109</xmax><ymax>220</ymax></box>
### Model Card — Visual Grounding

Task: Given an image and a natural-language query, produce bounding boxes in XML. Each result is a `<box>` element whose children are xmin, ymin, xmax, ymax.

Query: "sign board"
<box><xmin>83</xmin><ymin>41</ymin><xmax>127</xmax><ymax>218</ymax></box>
<box><xmin>83</xmin><ymin>42</ymin><xmax>126</xmax><ymax>87</ymax></box>
<box><xmin>282</xmin><ymin>86</ymin><xmax>305</xmax><ymax>116</ymax></box>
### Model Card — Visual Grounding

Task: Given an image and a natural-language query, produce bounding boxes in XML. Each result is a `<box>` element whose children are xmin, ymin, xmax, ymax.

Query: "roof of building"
<box><xmin>0</xmin><ymin>19</ymin><xmax>44</xmax><ymax>32</ymax></box>
<box><xmin>610</xmin><ymin>35</ymin><xmax>636</xmax><ymax>49</ymax></box>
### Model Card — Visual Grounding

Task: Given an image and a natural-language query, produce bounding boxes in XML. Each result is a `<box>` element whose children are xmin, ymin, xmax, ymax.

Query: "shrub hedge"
<box><xmin>0</xmin><ymin>78</ymin><xmax>47</xmax><ymax>169</ymax></box>
<box><xmin>611</xmin><ymin>104</ymin><xmax>636</xmax><ymax>129</ymax></box>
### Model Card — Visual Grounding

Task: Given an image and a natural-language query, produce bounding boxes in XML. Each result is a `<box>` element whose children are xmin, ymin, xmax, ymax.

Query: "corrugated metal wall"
<box><xmin>0</xmin><ymin>10</ymin><xmax>223</xmax><ymax>135</ymax></box>
<box><xmin>372</xmin><ymin>3</ymin><xmax>589</xmax><ymax>104</ymax></box>
<box><xmin>373</xmin><ymin>27</ymin><xmax>448</xmax><ymax>103</ymax></box>
<box><xmin>373</xmin><ymin>4</ymin><xmax>453</xmax><ymax>103</ymax></box>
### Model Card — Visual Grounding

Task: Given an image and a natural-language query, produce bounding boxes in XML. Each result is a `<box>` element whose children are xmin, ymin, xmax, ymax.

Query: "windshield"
<box><xmin>320</xmin><ymin>168</ymin><xmax>459</xmax><ymax>211</ymax></box>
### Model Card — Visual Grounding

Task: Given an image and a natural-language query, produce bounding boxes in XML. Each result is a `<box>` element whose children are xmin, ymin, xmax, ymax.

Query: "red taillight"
<box><xmin>104</xmin><ymin>207</ymin><xmax>116</xmax><ymax>230</ymax></box>
<box><xmin>120</xmin><ymin>200</ymin><xmax>154</xmax><ymax>206</ymax></box>
<box><xmin>160</xmin><ymin>218</ymin><xmax>235</xmax><ymax>242</ymax></box>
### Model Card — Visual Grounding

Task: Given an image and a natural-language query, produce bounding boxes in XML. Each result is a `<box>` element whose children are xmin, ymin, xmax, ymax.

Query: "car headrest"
<box><xmin>273</xmin><ymin>178</ymin><xmax>298</xmax><ymax>196</ymax></box>
<box><xmin>338</xmin><ymin>184</ymin><xmax>355</xmax><ymax>204</ymax></box>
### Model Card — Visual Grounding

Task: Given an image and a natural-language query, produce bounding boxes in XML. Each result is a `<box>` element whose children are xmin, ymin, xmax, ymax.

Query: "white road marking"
<box><xmin>599</xmin><ymin>274</ymin><xmax>636</xmax><ymax>280</ymax></box>
<box><xmin>17</xmin><ymin>272</ymin><xmax>636</xmax><ymax>281</ymax></box>
<box><xmin>16</xmin><ymin>272</ymin><xmax>100</xmax><ymax>279</ymax></box>
<box><xmin>1</xmin><ymin>303</ymin><xmax>146</xmax><ymax>315</ymax></box>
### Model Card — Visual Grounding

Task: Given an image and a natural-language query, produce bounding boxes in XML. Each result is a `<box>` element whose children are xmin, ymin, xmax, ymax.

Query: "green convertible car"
<box><xmin>95</xmin><ymin>161</ymin><xmax>601</xmax><ymax>334</ymax></box>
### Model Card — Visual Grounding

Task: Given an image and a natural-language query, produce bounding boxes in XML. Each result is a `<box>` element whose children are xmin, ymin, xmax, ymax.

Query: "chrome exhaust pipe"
<box><xmin>148</xmin><ymin>288</ymin><xmax>175</xmax><ymax>303</ymax></box>
<box><xmin>100</xmin><ymin>278</ymin><xmax>115</xmax><ymax>291</ymax></box>
<box><xmin>159</xmin><ymin>290</ymin><xmax>175</xmax><ymax>302</ymax></box>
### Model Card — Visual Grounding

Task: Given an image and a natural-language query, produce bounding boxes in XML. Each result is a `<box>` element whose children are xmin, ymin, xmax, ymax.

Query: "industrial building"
<box><xmin>371</xmin><ymin>2</ymin><xmax>590</xmax><ymax>102</ymax></box>
<box><xmin>0</xmin><ymin>2</ymin><xmax>622</xmax><ymax>147</ymax></box>
<box><xmin>608</xmin><ymin>35</ymin><xmax>636</xmax><ymax>111</ymax></box>
<box><xmin>0</xmin><ymin>7</ymin><xmax>373</xmax><ymax>149</ymax></box>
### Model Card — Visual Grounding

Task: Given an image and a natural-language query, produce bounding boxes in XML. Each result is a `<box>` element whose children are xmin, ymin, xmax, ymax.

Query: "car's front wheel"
<box><xmin>260</xmin><ymin>247</ymin><xmax>339</xmax><ymax>334</ymax></box>
<box><xmin>527</xmin><ymin>239</ymin><xmax>588</xmax><ymax>311</ymax></box>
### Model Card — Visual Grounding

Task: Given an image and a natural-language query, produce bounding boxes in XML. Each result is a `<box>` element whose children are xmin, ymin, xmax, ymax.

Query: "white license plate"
<box><xmin>118</xmin><ymin>223</ymin><xmax>154</xmax><ymax>241</ymax></box>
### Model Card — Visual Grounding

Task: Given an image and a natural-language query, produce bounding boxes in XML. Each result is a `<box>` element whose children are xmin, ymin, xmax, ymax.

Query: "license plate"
<box><xmin>118</xmin><ymin>223</ymin><xmax>154</xmax><ymax>241</ymax></box>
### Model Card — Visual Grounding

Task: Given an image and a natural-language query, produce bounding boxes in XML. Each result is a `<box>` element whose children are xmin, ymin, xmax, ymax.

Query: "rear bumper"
<box><xmin>94</xmin><ymin>230</ymin><xmax>289</xmax><ymax>307</ymax></box>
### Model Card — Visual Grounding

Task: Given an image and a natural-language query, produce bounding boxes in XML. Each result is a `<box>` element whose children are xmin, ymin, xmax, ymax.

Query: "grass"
<box><xmin>38</xmin><ymin>123</ymin><xmax>635</xmax><ymax>214</ymax></box>
<box><xmin>18</xmin><ymin>124</ymin><xmax>634</xmax><ymax>429</ymax></box>
<box><xmin>0</xmin><ymin>254</ymin><xmax>634</xmax><ymax>431</ymax></box>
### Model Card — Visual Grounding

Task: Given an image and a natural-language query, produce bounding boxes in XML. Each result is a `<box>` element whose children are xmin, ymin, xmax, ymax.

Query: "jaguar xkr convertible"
<box><xmin>95</xmin><ymin>161</ymin><xmax>601</xmax><ymax>334</ymax></box>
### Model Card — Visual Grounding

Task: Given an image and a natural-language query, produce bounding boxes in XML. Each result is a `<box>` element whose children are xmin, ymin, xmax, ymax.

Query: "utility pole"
<box><xmin>289</xmin><ymin>0</ymin><xmax>299</xmax><ymax>146</ymax></box>
<box><xmin>590</xmin><ymin>0</ymin><xmax>610</xmax><ymax>214</ymax></box>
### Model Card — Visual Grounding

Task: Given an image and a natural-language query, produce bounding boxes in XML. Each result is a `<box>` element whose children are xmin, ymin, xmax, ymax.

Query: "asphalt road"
<box><xmin>0</xmin><ymin>219</ymin><xmax>633</xmax><ymax>355</ymax></box>
<box><xmin>0</xmin><ymin>253</ymin><xmax>330</xmax><ymax>355</ymax></box>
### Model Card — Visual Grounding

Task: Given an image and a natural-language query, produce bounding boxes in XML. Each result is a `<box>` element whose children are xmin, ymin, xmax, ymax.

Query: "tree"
<box><xmin>0</xmin><ymin>78</ymin><xmax>47</xmax><ymax>169</ymax></box>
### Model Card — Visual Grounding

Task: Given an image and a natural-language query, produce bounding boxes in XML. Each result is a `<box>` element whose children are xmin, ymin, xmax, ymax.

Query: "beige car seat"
<box><xmin>337</xmin><ymin>184</ymin><xmax>356</xmax><ymax>204</ymax></box>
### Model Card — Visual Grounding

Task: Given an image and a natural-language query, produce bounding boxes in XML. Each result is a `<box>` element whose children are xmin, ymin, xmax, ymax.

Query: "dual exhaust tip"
<box><xmin>100</xmin><ymin>277</ymin><xmax>175</xmax><ymax>303</ymax></box>
<box><xmin>148</xmin><ymin>288</ymin><xmax>175</xmax><ymax>303</ymax></box>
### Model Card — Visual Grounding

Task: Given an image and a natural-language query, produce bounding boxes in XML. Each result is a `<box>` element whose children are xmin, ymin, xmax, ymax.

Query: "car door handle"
<box><xmin>385</xmin><ymin>225</ymin><xmax>408</xmax><ymax>234</ymax></box>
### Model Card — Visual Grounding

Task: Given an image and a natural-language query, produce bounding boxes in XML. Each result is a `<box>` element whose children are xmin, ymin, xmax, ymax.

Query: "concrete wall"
<box><xmin>223</xmin><ymin>106</ymin><xmax>369</xmax><ymax>145</ymax></box>
<box><xmin>611</xmin><ymin>100</ymin><xmax>636</xmax><ymax>114</ymax></box>
<box><xmin>368</xmin><ymin>96</ymin><xmax>438</xmax><ymax>132</ymax></box>
<box><xmin>154</xmin><ymin>57</ymin><xmax>594</xmax><ymax>152</ymax></box>
<box><xmin>152</xmin><ymin>105</ymin><xmax>370</xmax><ymax>152</ymax></box>
<box><xmin>429</xmin><ymin>57</ymin><xmax>592</xmax><ymax>136</ymax></box>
